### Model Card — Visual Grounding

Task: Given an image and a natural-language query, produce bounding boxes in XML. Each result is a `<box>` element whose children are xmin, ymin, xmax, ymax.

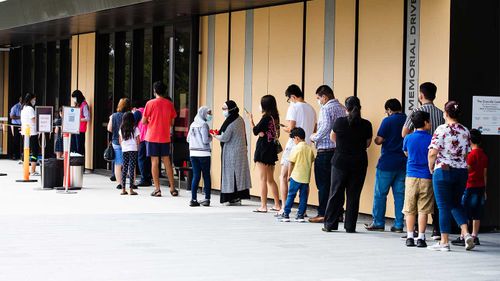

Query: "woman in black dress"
<box><xmin>246</xmin><ymin>95</ymin><xmax>281</xmax><ymax>213</ymax></box>
<box><xmin>323</xmin><ymin>96</ymin><xmax>373</xmax><ymax>233</ymax></box>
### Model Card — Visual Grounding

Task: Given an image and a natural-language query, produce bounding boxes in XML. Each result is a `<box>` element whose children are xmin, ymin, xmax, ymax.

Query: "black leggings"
<box><xmin>122</xmin><ymin>151</ymin><xmax>137</xmax><ymax>188</ymax></box>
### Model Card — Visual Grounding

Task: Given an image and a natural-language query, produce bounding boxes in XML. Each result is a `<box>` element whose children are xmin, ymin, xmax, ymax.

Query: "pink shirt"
<box><xmin>137</xmin><ymin>107</ymin><xmax>147</xmax><ymax>142</ymax></box>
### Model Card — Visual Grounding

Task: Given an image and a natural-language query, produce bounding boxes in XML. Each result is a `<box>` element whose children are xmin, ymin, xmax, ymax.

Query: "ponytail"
<box><xmin>345</xmin><ymin>96</ymin><xmax>362</xmax><ymax>126</ymax></box>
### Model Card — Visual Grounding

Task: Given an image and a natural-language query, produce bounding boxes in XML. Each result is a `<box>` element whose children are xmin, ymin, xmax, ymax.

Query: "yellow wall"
<box><xmin>71</xmin><ymin>33</ymin><xmax>96</xmax><ymax>170</ymax></box>
<box><xmin>198</xmin><ymin>0</ymin><xmax>450</xmax><ymax>217</ymax></box>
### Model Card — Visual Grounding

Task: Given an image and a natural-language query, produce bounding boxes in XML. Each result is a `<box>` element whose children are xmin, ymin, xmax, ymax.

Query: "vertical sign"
<box><xmin>472</xmin><ymin>96</ymin><xmax>500</xmax><ymax>135</ymax></box>
<box><xmin>62</xmin><ymin>106</ymin><xmax>81</xmax><ymax>134</ymax></box>
<box><xmin>404</xmin><ymin>0</ymin><xmax>420</xmax><ymax>114</ymax></box>
<box><xmin>35</xmin><ymin>106</ymin><xmax>53</xmax><ymax>133</ymax></box>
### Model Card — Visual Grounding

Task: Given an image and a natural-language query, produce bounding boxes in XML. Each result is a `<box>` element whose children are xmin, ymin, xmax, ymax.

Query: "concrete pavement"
<box><xmin>0</xmin><ymin>159</ymin><xmax>499</xmax><ymax>281</ymax></box>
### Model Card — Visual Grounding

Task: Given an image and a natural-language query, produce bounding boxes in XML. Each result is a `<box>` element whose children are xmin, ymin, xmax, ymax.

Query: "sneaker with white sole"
<box><xmin>31</xmin><ymin>172</ymin><xmax>40</xmax><ymax>176</ymax></box>
<box><xmin>280</xmin><ymin>214</ymin><xmax>290</xmax><ymax>222</ymax></box>
<box><xmin>464</xmin><ymin>234</ymin><xmax>475</xmax><ymax>251</ymax></box>
<box><xmin>428</xmin><ymin>242</ymin><xmax>450</xmax><ymax>252</ymax></box>
<box><xmin>294</xmin><ymin>215</ymin><xmax>305</xmax><ymax>223</ymax></box>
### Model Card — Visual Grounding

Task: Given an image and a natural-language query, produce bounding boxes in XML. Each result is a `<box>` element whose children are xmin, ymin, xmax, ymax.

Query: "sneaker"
<box><xmin>428</xmin><ymin>242</ymin><xmax>450</xmax><ymax>252</ymax></box>
<box><xmin>228</xmin><ymin>199</ymin><xmax>242</xmax><ymax>206</ymax></box>
<box><xmin>416</xmin><ymin>239</ymin><xmax>427</xmax><ymax>248</ymax></box>
<box><xmin>280</xmin><ymin>214</ymin><xmax>290</xmax><ymax>222</ymax></box>
<box><xmin>451</xmin><ymin>236</ymin><xmax>465</xmax><ymax>246</ymax></box>
<box><xmin>295</xmin><ymin>215</ymin><xmax>306</xmax><ymax>223</ymax></box>
<box><xmin>364</xmin><ymin>223</ymin><xmax>384</xmax><ymax>232</ymax></box>
<box><xmin>200</xmin><ymin>199</ymin><xmax>210</xmax><ymax>207</ymax></box>
<box><xmin>406</xmin><ymin>238</ymin><xmax>416</xmax><ymax>247</ymax></box>
<box><xmin>189</xmin><ymin>200</ymin><xmax>200</xmax><ymax>207</ymax></box>
<box><xmin>390</xmin><ymin>226</ymin><xmax>404</xmax><ymax>233</ymax></box>
<box><xmin>116</xmin><ymin>184</ymin><xmax>123</xmax><ymax>190</ymax></box>
<box><xmin>431</xmin><ymin>230</ymin><xmax>441</xmax><ymax>241</ymax></box>
<box><xmin>30</xmin><ymin>172</ymin><xmax>40</xmax><ymax>176</ymax></box>
<box><xmin>464</xmin><ymin>234</ymin><xmax>475</xmax><ymax>251</ymax></box>
<box><xmin>473</xmin><ymin>236</ymin><xmax>480</xmax><ymax>245</ymax></box>
<box><xmin>110</xmin><ymin>175</ymin><xmax>116</xmax><ymax>182</ymax></box>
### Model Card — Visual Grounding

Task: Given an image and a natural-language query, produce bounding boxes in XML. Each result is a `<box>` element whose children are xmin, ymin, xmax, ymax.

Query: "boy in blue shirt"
<box><xmin>402</xmin><ymin>111</ymin><xmax>434</xmax><ymax>247</ymax></box>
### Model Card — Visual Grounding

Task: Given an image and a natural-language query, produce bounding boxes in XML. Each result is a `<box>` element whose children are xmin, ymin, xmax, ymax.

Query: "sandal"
<box><xmin>269</xmin><ymin>207</ymin><xmax>281</xmax><ymax>212</ymax></box>
<box><xmin>253</xmin><ymin>209</ymin><xmax>268</xmax><ymax>213</ymax></box>
<box><xmin>170</xmin><ymin>189</ymin><xmax>179</xmax><ymax>197</ymax></box>
<box><xmin>121</xmin><ymin>190</ymin><xmax>128</xmax><ymax>195</ymax></box>
<box><xmin>129</xmin><ymin>190</ymin><xmax>138</xmax><ymax>196</ymax></box>
<box><xmin>150</xmin><ymin>190</ymin><xmax>162</xmax><ymax>197</ymax></box>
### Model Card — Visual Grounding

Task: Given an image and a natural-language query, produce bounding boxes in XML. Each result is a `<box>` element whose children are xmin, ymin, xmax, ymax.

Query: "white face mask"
<box><xmin>259</xmin><ymin>104</ymin><xmax>263</xmax><ymax>113</ymax></box>
<box><xmin>206</xmin><ymin>114</ymin><xmax>213</xmax><ymax>122</ymax></box>
<box><xmin>73</xmin><ymin>97</ymin><xmax>78</xmax><ymax>104</ymax></box>
<box><xmin>223</xmin><ymin>110</ymin><xmax>229</xmax><ymax>118</ymax></box>
<box><xmin>317</xmin><ymin>99</ymin><xmax>323</xmax><ymax>107</ymax></box>
<box><xmin>31</xmin><ymin>99</ymin><xmax>36</xmax><ymax>106</ymax></box>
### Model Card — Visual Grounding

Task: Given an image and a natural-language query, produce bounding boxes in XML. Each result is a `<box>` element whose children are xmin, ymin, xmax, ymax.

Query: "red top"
<box><xmin>466</xmin><ymin>148</ymin><xmax>488</xmax><ymax>188</ymax></box>
<box><xmin>79</xmin><ymin>101</ymin><xmax>89</xmax><ymax>133</ymax></box>
<box><xmin>143</xmin><ymin>97</ymin><xmax>177</xmax><ymax>143</ymax></box>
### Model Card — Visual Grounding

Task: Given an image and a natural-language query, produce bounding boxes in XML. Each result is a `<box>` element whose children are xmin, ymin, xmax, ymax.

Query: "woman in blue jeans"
<box><xmin>186</xmin><ymin>106</ymin><xmax>213</xmax><ymax>207</ymax></box>
<box><xmin>428</xmin><ymin>101</ymin><xmax>474</xmax><ymax>252</ymax></box>
<box><xmin>107</xmin><ymin>98</ymin><xmax>131</xmax><ymax>190</ymax></box>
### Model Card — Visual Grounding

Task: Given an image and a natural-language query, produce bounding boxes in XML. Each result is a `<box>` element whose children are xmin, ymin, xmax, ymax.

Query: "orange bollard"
<box><xmin>16</xmin><ymin>125</ymin><xmax>37</xmax><ymax>183</ymax></box>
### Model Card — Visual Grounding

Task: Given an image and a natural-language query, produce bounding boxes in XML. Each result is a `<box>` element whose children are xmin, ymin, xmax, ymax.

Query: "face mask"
<box><xmin>317</xmin><ymin>99</ymin><xmax>323</xmax><ymax>107</ymax></box>
<box><xmin>223</xmin><ymin>110</ymin><xmax>229</xmax><ymax>118</ymax></box>
<box><xmin>31</xmin><ymin>99</ymin><xmax>36</xmax><ymax>106</ymax></box>
<box><xmin>73</xmin><ymin>98</ymin><xmax>77</xmax><ymax>103</ymax></box>
<box><xmin>206</xmin><ymin>114</ymin><xmax>213</xmax><ymax>122</ymax></box>
<box><xmin>259</xmin><ymin>105</ymin><xmax>263</xmax><ymax>112</ymax></box>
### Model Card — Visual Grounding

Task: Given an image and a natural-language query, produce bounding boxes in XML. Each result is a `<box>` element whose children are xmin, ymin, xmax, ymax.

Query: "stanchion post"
<box><xmin>16</xmin><ymin>125</ymin><xmax>37</xmax><ymax>183</ymax></box>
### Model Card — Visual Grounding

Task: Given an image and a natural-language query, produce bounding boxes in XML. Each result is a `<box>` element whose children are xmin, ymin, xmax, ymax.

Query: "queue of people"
<box><xmin>11</xmin><ymin>80</ymin><xmax>489</xmax><ymax>253</ymax></box>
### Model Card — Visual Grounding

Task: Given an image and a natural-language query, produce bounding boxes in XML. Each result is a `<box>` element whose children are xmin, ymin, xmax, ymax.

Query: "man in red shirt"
<box><xmin>142</xmin><ymin>81</ymin><xmax>178</xmax><ymax>197</ymax></box>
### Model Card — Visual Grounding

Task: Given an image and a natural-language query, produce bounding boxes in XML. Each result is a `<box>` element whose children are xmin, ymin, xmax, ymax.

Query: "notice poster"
<box><xmin>472</xmin><ymin>96</ymin><xmax>500</xmax><ymax>135</ymax></box>
<box><xmin>35</xmin><ymin>106</ymin><xmax>53</xmax><ymax>133</ymax></box>
<box><xmin>62</xmin><ymin>106</ymin><xmax>81</xmax><ymax>134</ymax></box>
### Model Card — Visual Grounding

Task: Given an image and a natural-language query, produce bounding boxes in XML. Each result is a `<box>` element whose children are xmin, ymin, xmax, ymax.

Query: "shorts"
<box><xmin>29</xmin><ymin>135</ymin><xmax>39</xmax><ymax>163</ymax></box>
<box><xmin>280</xmin><ymin>140</ymin><xmax>295</xmax><ymax>166</ymax></box>
<box><xmin>112</xmin><ymin>144</ymin><xmax>123</xmax><ymax>165</ymax></box>
<box><xmin>403</xmin><ymin>177</ymin><xmax>434</xmax><ymax>215</ymax></box>
<box><xmin>146</xmin><ymin>142</ymin><xmax>171</xmax><ymax>157</ymax></box>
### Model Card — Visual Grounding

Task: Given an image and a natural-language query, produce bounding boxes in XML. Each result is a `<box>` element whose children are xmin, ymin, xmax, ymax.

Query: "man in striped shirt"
<box><xmin>402</xmin><ymin>82</ymin><xmax>445</xmax><ymax>240</ymax></box>
<box><xmin>309</xmin><ymin>85</ymin><xmax>347</xmax><ymax>223</ymax></box>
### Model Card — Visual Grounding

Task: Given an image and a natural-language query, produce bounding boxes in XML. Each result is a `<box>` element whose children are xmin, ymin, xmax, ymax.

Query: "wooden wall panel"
<box><xmin>357</xmin><ymin>0</ymin><xmax>404</xmax><ymax>216</ymax></box>
<box><xmin>198</xmin><ymin>16</ymin><xmax>209</xmax><ymax>108</ymax></box>
<box><xmin>420</xmin><ymin>0</ymin><xmax>450</xmax><ymax>109</ymax></box>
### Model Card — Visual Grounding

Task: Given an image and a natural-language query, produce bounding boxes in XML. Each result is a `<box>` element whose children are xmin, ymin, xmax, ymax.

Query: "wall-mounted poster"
<box><xmin>472</xmin><ymin>96</ymin><xmax>500</xmax><ymax>136</ymax></box>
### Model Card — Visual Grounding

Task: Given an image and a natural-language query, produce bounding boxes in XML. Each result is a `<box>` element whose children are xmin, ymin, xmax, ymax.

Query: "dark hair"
<box><xmin>71</xmin><ymin>90</ymin><xmax>85</xmax><ymax>105</ymax></box>
<box><xmin>419</xmin><ymin>82</ymin><xmax>437</xmax><ymax>101</ymax></box>
<box><xmin>153</xmin><ymin>81</ymin><xmax>166</xmax><ymax>97</ymax></box>
<box><xmin>444</xmin><ymin>100</ymin><xmax>461</xmax><ymax>119</ymax></box>
<box><xmin>120</xmin><ymin>112</ymin><xmax>136</xmax><ymax>141</ymax></box>
<box><xmin>316</xmin><ymin>85</ymin><xmax>335</xmax><ymax>100</ymax></box>
<box><xmin>345</xmin><ymin>96</ymin><xmax>361</xmax><ymax>125</ymax></box>
<box><xmin>23</xmin><ymin>93</ymin><xmax>36</xmax><ymax>107</ymax></box>
<box><xmin>384</xmin><ymin>98</ymin><xmax>402</xmax><ymax>112</ymax></box>
<box><xmin>261</xmin><ymin>95</ymin><xmax>279</xmax><ymax>121</ymax></box>
<box><xmin>290</xmin><ymin>127</ymin><xmax>305</xmax><ymax>140</ymax></box>
<box><xmin>285</xmin><ymin>84</ymin><xmax>304</xmax><ymax>99</ymax></box>
<box><xmin>470</xmin><ymin>129</ymin><xmax>482</xmax><ymax>145</ymax></box>
<box><xmin>411</xmin><ymin>111</ymin><xmax>430</xmax><ymax>129</ymax></box>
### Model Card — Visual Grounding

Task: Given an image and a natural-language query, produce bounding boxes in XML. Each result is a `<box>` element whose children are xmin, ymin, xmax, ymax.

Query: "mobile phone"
<box><xmin>244</xmin><ymin>108</ymin><xmax>249</xmax><ymax>114</ymax></box>
<box><xmin>279</xmin><ymin>123</ymin><xmax>286</xmax><ymax>127</ymax></box>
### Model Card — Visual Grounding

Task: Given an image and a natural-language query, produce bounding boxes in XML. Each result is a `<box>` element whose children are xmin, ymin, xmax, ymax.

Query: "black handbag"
<box><xmin>271</xmin><ymin>116</ymin><xmax>283</xmax><ymax>154</ymax></box>
<box><xmin>103</xmin><ymin>134</ymin><xmax>115</xmax><ymax>162</ymax></box>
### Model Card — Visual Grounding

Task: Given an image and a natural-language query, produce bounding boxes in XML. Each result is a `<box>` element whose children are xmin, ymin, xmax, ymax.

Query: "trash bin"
<box><xmin>43</xmin><ymin>158</ymin><xmax>64</xmax><ymax>188</ymax></box>
<box><xmin>69</xmin><ymin>156</ymin><xmax>85</xmax><ymax>188</ymax></box>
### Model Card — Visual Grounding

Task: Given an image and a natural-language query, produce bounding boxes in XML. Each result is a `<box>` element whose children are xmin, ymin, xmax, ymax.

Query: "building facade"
<box><xmin>0</xmin><ymin>0</ymin><xmax>498</xmax><ymax>228</ymax></box>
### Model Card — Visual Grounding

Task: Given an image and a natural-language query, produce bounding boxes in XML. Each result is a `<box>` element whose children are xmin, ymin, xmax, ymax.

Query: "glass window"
<box><xmin>143</xmin><ymin>29</ymin><xmax>152</xmax><ymax>101</ymax></box>
<box><xmin>173</xmin><ymin>24</ymin><xmax>191</xmax><ymax>140</ymax></box>
<box><xmin>108</xmin><ymin>35</ymin><xmax>115</xmax><ymax>116</ymax></box>
<box><xmin>124</xmin><ymin>31</ymin><xmax>132</xmax><ymax>98</ymax></box>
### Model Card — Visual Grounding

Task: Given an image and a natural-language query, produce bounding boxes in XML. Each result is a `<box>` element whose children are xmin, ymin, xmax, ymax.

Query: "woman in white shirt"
<box><xmin>20</xmin><ymin>93</ymin><xmax>39</xmax><ymax>176</ymax></box>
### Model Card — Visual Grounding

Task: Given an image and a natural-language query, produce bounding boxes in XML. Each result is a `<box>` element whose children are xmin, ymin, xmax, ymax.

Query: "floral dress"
<box><xmin>428</xmin><ymin>123</ymin><xmax>470</xmax><ymax>169</ymax></box>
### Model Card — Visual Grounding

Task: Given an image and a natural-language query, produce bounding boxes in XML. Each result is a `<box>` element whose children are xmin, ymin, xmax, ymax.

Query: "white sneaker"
<box><xmin>428</xmin><ymin>242</ymin><xmax>450</xmax><ymax>252</ymax></box>
<box><xmin>31</xmin><ymin>172</ymin><xmax>40</xmax><ymax>176</ymax></box>
<box><xmin>464</xmin><ymin>234</ymin><xmax>475</xmax><ymax>251</ymax></box>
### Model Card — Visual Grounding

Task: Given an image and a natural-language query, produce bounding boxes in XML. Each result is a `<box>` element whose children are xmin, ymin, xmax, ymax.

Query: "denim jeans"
<box><xmin>190</xmin><ymin>156</ymin><xmax>211</xmax><ymax>201</ymax></box>
<box><xmin>462</xmin><ymin>187</ymin><xmax>485</xmax><ymax>220</ymax></box>
<box><xmin>314</xmin><ymin>151</ymin><xmax>334</xmax><ymax>216</ymax></box>
<box><xmin>371</xmin><ymin>168</ymin><xmax>406</xmax><ymax>229</ymax></box>
<box><xmin>432</xmin><ymin>167</ymin><xmax>468</xmax><ymax>234</ymax></box>
<box><xmin>284</xmin><ymin>178</ymin><xmax>309</xmax><ymax>217</ymax></box>
<box><xmin>137</xmin><ymin>141</ymin><xmax>152</xmax><ymax>183</ymax></box>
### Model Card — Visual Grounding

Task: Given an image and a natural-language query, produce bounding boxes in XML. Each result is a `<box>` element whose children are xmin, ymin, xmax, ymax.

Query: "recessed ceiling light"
<box><xmin>0</xmin><ymin>0</ymin><xmax>8</xmax><ymax>3</ymax></box>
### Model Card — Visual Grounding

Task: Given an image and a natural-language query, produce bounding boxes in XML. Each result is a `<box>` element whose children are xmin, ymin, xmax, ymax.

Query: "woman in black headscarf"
<box><xmin>211</xmin><ymin>100</ymin><xmax>252</xmax><ymax>205</ymax></box>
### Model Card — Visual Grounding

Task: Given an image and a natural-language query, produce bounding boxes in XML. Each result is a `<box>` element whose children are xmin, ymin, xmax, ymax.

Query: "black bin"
<box><xmin>43</xmin><ymin>158</ymin><xmax>64</xmax><ymax>189</ymax></box>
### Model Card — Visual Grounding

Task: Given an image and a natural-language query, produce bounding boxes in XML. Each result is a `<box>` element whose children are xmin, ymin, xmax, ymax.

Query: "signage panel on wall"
<box><xmin>404</xmin><ymin>0</ymin><xmax>420</xmax><ymax>115</ymax></box>
<box><xmin>472</xmin><ymin>96</ymin><xmax>500</xmax><ymax>136</ymax></box>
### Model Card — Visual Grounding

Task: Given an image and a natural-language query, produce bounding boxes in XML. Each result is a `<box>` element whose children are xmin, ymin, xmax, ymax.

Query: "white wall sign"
<box><xmin>404</xmin><ymin>0</ymin><xmax>420</xmax><ymax>114</ymax></box>
<box><xmin>472</xmin><ymin>96</ymin><xmax>500</xmax><ymax>136</ymax></box>
<box><xmin>62</xmin><ymin>106</ymin><xmax>81</xmax><ymax>134</ymax></box>
<box><xmin>35</xmin><ymin>106</ymin><xmax>53</xmax><ymax>133</ymax></box>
